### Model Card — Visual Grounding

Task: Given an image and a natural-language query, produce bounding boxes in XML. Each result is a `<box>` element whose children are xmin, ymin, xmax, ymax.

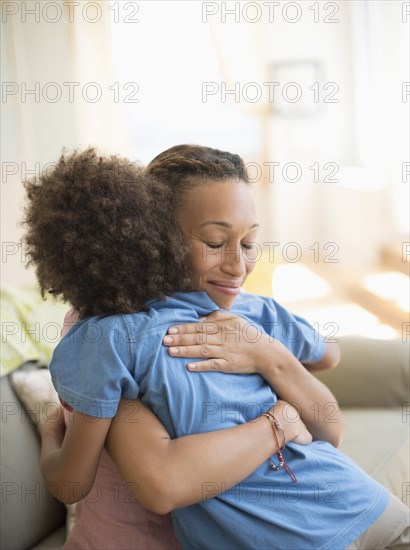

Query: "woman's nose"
<box><xmin>220</xmin><ymin>244</ymin><xmax>246</xmax><ymax>276</ymax></box>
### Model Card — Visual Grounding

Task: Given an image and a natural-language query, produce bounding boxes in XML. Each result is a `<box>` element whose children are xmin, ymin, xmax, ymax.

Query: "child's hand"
<box><xmin>163</xmin><ymin>310</ymin><xmax>274</xmax><ymax>374</ymax></box>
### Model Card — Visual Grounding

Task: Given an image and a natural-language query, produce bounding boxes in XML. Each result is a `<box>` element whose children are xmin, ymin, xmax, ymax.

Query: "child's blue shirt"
<box><xmin>50</xmin><ymin>291</ymin><xmax>388</xmax><ymax>550</ymax></box>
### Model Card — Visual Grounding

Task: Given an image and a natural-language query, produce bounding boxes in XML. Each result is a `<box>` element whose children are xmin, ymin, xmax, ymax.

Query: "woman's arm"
<box><xmin>256</xmin><ymin>339</ymin><xmax>344</xmax><ymax>446</ymax></box>
<box><xmin>40</xmin><ymin>407</ymin><xmax>112</xmax><ymax>504</ymax></box>
<box><xmin>106</xmin><ymin>398</ymin><xmax>310</xmax><ymax>515</ymax></box>
<box><xmin>44</xmin><ymin>310</ymin><xmax>311</xmax><ymax>511</ymax></box>
<box><xmin>41</xmin><ymin>397</ymin><xmax>310</xmax><ymax>511</ymax></box>
<box><xmin>162</xmin><ymin>312</ymin><xmax>344</xmax><ymax>447</ymax></box>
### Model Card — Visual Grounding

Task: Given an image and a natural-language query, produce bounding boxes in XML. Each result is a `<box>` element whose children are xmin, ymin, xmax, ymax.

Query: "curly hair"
<box><xmin>22</xmin><ymin>148</ymin><xmax>191</xmax><ymax>318</ymax></box>
<box><xmin>145</xmin><ymin>144</ymin><xmax>250</xmax><ymax>209</ymax></box>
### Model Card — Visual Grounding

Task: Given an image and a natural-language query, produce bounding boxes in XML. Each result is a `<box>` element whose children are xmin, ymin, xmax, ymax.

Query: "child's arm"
<box><xmin>41</xmin><ymin>407</ymin><xmax>112</xmax><ymax>504</ymax></box>
<box><xmin>301</xmin><ymin>341</ymin><xmax>340</xmax><ymax>371</ymax></box>
<box><xmin>162</xmin><ymin>311</ymin><xmax>344</xmax><ymax>447</ymax></box>
<box><xmin>106</xmin><ymin>398</ymin><xmax>311</xmax><ymax>515</ymax></box>
<box><xmin>40</xmin><ymin>310</ymin><xmax>118</xmax><ymax>504</ymax></box>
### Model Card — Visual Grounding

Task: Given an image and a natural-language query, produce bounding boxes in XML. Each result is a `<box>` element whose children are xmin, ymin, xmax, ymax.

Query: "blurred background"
<box><xmin>2</xmin><ymin>0</ymin><xmax>409</xmax><ymax>341</ymax></box>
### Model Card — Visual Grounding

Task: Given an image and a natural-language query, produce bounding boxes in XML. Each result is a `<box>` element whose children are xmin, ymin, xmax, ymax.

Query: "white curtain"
<box><xmin>346</xmin><ymin>0</ymin><xmax>408</xmax><ymax>230</ymax></box>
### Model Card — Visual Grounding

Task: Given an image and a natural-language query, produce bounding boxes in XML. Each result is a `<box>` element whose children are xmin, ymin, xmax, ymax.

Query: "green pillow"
<box><xmin>1</xmin><ymin>285</ymin><xmax>70</xmax><ymax>376</ymax></box>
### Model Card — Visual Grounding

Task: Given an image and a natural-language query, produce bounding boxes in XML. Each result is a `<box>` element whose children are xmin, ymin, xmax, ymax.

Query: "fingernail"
<box><xmin>168</xmin><ymin>327</ymin><xmax>178</xmax><ymax>334</ymax></box>
<box><xmin>163</xmin><ymin>336</ymin><xmax>173</xmax><ymax>344</ymax></box>
<box><xmin>187</xmin><ymin>363</ymin><xmax>197</xmax><ymax>369</ymax></box>
<box><xmin>169</xmin><ymin>347</ymin><xmax>179</xmax><ymax>354</ymax></box>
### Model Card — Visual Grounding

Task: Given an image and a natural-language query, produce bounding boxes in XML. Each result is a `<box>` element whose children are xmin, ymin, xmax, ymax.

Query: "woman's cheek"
<box><xmin>246</xmin><ymin>259</ymin><xmax>257</xmax><ymax>277</ymax></box>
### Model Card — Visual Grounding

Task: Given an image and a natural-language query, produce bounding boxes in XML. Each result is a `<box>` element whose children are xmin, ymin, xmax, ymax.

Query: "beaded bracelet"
<box><xmin>263</xmin><ymin>411</ymin><xmax>286</xmax><ymax>449</ymax></box>
<box><xmin>262</xmin><ymin>412</ymin><xmax>298</xmax><ymax>483</ymax></box>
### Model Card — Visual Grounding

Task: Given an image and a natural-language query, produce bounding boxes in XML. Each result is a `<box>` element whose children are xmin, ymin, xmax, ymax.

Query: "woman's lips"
<box><xmin>208</xmin><ymin>281</ymin><xmax>242</xmax><ymax>295</ymax></box>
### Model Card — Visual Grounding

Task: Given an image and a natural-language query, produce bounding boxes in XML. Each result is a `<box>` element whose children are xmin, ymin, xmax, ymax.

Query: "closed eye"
<box><xmin>205</xmin><ymin>242</ymin><xmax>224</xmax><ymax>249</ymax></box>
<box><xmin>205</xmin><ymin>242</ymin><xmax>256</xmax><ymax>250</ymax></box>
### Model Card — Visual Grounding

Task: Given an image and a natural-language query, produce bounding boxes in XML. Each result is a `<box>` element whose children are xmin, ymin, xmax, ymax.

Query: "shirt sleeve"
<box><xmin>49</xmin><ymin>315</ymin><xmax>139</xmax><ymax>418</ymax></box>
<box><xmin>260</xmin><ymin>298</ymin><xmax>326</xmax><ymax>364</ymax></box>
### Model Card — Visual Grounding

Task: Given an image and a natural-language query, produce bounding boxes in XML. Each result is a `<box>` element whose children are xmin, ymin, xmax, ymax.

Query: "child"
<box><xmin>25</xmin><ymin>146</ymin><xmax>409</xmax><ymax>549</ymax></box>
<box><xmin>24</xmin><ymin>148</ymin><xmax>310</xmax><ymax>549</ymax></box>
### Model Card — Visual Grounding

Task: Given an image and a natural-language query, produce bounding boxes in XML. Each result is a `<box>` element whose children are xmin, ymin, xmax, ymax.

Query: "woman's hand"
<box><xmin>163</xmin><ymin>311</ymin><xmax>340</xmax><ymax>374</ymax></box>
<box><xmin>272</xmin><ymin>400</ymin><xmax>313</xmax><ymax>446</ymax></box>
<box><xmin>163</xmin><ymin>310</ymin><xmax>274</xmax><ymax>374</ymax></box>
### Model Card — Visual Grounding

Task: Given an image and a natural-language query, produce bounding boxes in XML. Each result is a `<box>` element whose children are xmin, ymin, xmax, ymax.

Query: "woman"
<box><xmin>107</xmin><ymin>145</ymin><xmax>409</xmax><ymax>549</ymax></box>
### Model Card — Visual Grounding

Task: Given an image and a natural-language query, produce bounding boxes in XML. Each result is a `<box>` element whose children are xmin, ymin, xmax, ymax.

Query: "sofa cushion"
<box><xmin>0</xmin><ymin>373</ymin><xmax>66</xmax><ymax>550</ymax></box>
<box><xmin>31</xmin><ymin>526</ymin><xmax>67</xmax><ymax>549</ymax></box>
<box><xmin>10</xmin><ymin>365</ymin><xmax>77</xmax><ymax>538</ymax></box>
<box><xmin>340</xmin><ymin>408</ymin><xmax>409</xmax><ymax>505</ymax></box>
<box><xmin>315</xmin><ymin>337</ymin><xmax>409</xmax><ymax>407</ymax></box>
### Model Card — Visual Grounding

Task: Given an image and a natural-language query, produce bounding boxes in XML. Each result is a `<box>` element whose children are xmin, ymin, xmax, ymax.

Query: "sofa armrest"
<box><xmin>314</xmin><ymin>336</ymin><xmax>409</xmax><ymax>407</ymax></box>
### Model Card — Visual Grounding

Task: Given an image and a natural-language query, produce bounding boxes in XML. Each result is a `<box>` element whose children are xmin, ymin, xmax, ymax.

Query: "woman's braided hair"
<box><xmin>145</xmin><ymin>144</ymin><xmax>250</xmax><ymax>208</ymax></box>
<box><xmin>22</xmin><ymin>148</ymin><xmax>191</xmax><ymax>318</ymax></box>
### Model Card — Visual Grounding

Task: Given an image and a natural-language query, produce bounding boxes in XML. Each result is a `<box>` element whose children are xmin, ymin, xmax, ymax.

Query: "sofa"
<box><xmin>1</xmin><ymin>336</ymin><xmax>409</xmax><ymax>550</ymax></box>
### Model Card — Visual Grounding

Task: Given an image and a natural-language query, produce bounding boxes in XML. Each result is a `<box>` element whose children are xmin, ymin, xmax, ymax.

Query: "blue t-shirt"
<box><xmin>50</xmin><ymin>291</ymin><xmax>388</xmax><ymax>550</ymax></box>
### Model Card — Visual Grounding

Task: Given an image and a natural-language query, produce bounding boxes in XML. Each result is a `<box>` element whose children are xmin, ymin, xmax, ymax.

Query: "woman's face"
<box><xmin>177</xmin><ymin>179</ymin><xmax>259</xmax><ymax>310</ymax></box>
